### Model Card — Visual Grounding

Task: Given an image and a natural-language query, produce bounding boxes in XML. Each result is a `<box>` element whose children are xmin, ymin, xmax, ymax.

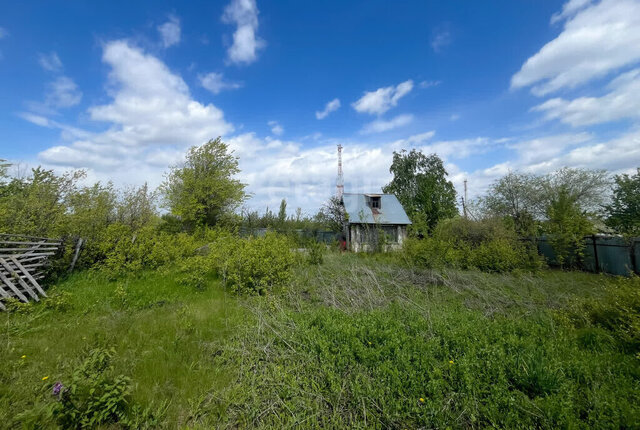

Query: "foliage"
<box><xmin>0</xmin><ymin>167</ymin><xmax>83</xmax><ymax>237</ymax></box>
<box><xmin>306</xmin><ymin>240</ymin><xmax>325</xmax><ymax>265</ymax></box>
<box><xmin>403</xmin><ymin>217</ymin><xmax>543</xmax><ymax>272</ymax></box>
<box><xmin>559</xmin><ymin>275</ymin><xmax>640</xmax><ymax>353</ymax></box>
<box><xmin>52</xmin><ymin>348</ymin><xmax>132</xmax><ymax>428</ymax></box>
<box><xmin>544</xmin><ymin>189</ymin><xmax>594</xmax><ymax>267</ymax></box>
<box><xmin>604</xmin><ymin>168</ymin><xmax>640</xmax><ymax>235</ymax></box>
<box><xmin>3</xmin><ymin>256</ymin><xmax>640</xmax><ymax>428</ymax></box>
<box><xmin>315</xmin><ymin>195</ymin><xmax>347</xmax><ymax>232</ymax></box>
<box><xmin>160</xmin><ymin>137</ymin><xmax>247</xmax><ymax>230</ymax></box>
<box><xmin>383</xmin><ymin>149</ymin><xmax>458</xmax><ymax>233</ymax></box>
<box><xmin>482</xmin><ymin>171</ymin><xmax>539</xmax><ymax>235</ymax></box>
<box><xmin>220</xmin><ymin>232</ymin><xmax>296</xmax><ymax>294</ymax></box>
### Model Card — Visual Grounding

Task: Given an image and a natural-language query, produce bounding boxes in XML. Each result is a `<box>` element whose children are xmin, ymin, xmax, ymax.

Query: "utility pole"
<box><xmin>463</xmin><ymin>179</ymin><xmax>468</xmax><ymax>219</ymax></box>
<box><xmin>336</xmin><ymin>144</ymin><xmax>344</xmax><ymax>199</ymax></box>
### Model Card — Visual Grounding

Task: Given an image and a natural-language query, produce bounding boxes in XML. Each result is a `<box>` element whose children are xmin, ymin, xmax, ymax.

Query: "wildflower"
<box><xmin>419</xmin><ymin>397</ymin><xmax>425</xmax><ymax>403</ymax></box>
<box><xmin>367</xmin><ymin>341</ymin><xmax>372</xmax><ymax>345</ymax></box>
<box><xmin>21</xmin><ymin>355</ymin><xmax>26</xmax><ymax>359</ymax></box>
<box><xmin>42</xmin><ymin>376</ymin><xmax>49</xmax><ymax>381</ymax></box>
<box><xmin>52</xmin><ymin>382</ymin><xmax>63</xmax><ymax>397</ymax></box>
<box><xmin>449</xmin><ymin>360</ymin><xmax>454</xmax><ymax>364</ymax></box>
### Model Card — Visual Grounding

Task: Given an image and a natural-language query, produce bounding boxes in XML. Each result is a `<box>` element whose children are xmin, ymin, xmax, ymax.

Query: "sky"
<box><xmin>1</xmin><ymin>0</ymin><xmax>640</xmax><ymax>215</ymax></box>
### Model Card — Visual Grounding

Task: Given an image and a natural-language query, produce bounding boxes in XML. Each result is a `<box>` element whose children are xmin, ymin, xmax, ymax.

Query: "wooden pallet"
<box><xmin>0</xmin><ymin>234</ymin><xmax>62</xmax><ymax>310</ymax></box>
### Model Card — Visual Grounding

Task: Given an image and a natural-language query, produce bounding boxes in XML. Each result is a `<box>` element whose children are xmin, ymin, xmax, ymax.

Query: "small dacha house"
<box><xmin>341</xmin><ymin>193</ymin><xmax>412</xmax><ymax>252</ymax></box>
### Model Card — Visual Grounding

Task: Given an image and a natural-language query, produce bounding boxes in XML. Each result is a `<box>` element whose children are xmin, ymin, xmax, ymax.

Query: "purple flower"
<box><xmin>52</xmin><ymin>382</ymin><xmax>63</xmax><ymax>397</ymax></box>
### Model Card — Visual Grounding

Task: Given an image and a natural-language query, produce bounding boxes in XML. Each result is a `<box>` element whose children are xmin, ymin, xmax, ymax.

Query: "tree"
<box><xmin>160</xmin><ymin>137</ymin><xmax>247</xmax><ymax>229</ymax></box>
<box><xmin>316</xmin><ymin>196</ymin><xmax>346</xmax><ymax>232</ymax></box>
<box><xmin>278</xmin><ymin>199</ymin><xmax>287</xmax><ymax>225</ymax></box>
<box><xmin>482</xmin><ymin>172</ymin><xmax>539</xmax><ymax>235</ymax></box>
<box><xmin>545</xmin><ymin>189</ymin><xmax>593</xmax><ymax>267</ymax></box>
<box><xmin>604</xmin><ymin>168</ymin><xmax>640</xmax><ymax>235</ymax></box>
<box><xmin>382</xmin><ymin>150</ymin><xmax>457</xmax><ymax>233</ymax></box>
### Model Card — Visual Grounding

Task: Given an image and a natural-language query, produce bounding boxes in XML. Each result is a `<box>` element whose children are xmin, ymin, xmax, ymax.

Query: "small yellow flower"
<box><xmin>367</xmin><ymin>341</ymin><xmax>372</xmax><ymax>345</ymax></box>
<box><xmin>21</xmin><ymin>355</ymin><xmax>26</xmax><ymax>359</ymax></box>
<box><xmin>419</xmin><ymin>397</ymin><xmax>425</xmax><ymax>403</ymax></box>
<box><xmin>41</xmin><ymin>376</ymin><xmax>49</xmax><ymax>381</ymax></box>
<box><xmin>449</xmin><ymin>360</ymin><xmax>454</xmax><ymax>364</ymax></box>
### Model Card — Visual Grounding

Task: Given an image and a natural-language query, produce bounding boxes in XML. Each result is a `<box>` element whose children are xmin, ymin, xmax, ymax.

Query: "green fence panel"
<box><xmin>595</xmin><ymin>236</ymin><xmax>634</xmax><ymax>276</ymax></box>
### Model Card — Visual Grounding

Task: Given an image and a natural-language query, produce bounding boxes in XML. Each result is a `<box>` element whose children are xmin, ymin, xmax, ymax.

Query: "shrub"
<box><xmin>306</xmin><ymin>240</ymin><xmax>325</xmax><ymax>265</ymax></box>
<box><xmin>404</xmin><ymin>217</ymin><xmax>543</xmax><ymax>273</ymax></box>
<box><xmin>220</xmin><ymin>232</ymin><xmax>295</xmax><ymax>294</ymax></box>
<box><xmin>52</xmin><ymin>348</ymin><xmax>132</xmax><ymax>428</ymax></box>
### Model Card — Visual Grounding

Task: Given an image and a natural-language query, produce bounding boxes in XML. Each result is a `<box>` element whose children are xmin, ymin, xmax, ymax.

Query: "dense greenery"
<box><xmin>383</xmin><ymin>150</ymin><xmax>458</xmax><ymax>234</ymax></box>
<box><xmin>160</xmin><ymin>137</ymin><xmax>247</xmax><ymax>230</ymax></box>
<box><xmin>604</xmin><ymin>168</ymin><xmax>640</xmax><ymax>235</ymax></box>
<box><xmin>2</xmin><ymin>253</ymin><xmax>638</xmax><ymax>428</ymax></box>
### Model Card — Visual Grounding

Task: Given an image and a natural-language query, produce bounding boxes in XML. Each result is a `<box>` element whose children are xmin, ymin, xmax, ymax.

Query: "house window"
<box><xmin>369</xmin><ymin>196</ymin><xmax>381</xmax><ymax>209</ymax></box>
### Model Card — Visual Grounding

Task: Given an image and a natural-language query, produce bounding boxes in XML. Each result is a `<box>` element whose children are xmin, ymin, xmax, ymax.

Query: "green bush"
<box><xmin>51</xmin><ymin>348</ymin><xmax>132</xmax><ymax>428</ymax></box>
<box><xmin>306</xmin><ymin>240</ymin><xmax>325</xmax><ymax>265</ymax></box>
<box><xmin>220</xmin><ymin>232</ymin><xmax>295</xmax><ymax>294</ymax></box>
<box><xmin>404</xmin><ymin>217</ymin><xmax>543</xmax><ymax>273</ymax></box>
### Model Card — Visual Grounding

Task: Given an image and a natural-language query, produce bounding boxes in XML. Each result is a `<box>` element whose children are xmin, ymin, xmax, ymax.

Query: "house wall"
<box><xmin>349</xmin><ymin>224</ymin><xmax>408</xmax><ymax>252</ymax></box>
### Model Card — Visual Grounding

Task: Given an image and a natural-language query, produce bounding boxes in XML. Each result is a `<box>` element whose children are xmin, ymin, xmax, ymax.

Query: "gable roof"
<box><xmin>342</xmin><ymin>193</ymin><xmax>412</xmax><ymax>225</ymax></box>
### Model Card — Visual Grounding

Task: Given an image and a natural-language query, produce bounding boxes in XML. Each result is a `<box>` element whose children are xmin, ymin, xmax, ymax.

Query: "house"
<box><xmin>341</xmin><ymin>193</ymin><xmax>412</xmax><ymax>252</ymax></box>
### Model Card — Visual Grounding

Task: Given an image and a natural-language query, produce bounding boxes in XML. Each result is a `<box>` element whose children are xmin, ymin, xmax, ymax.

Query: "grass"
<box><xmin>1</xmin><ymin>253</ymin><xmax>639</xmax><ymax>428</ymax></box>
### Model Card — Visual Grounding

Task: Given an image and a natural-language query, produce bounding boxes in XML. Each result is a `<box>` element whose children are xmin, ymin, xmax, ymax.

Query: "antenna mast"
<box><xmin>336</xmin><ymin>144</ymin><xmax>344</xmax><ymax>199</ymax></box>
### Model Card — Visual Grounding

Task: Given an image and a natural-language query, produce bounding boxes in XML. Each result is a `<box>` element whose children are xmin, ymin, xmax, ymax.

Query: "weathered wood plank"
<box><xmin>10</xmin><ymin>257</ymin><xmax>47</xmax><ymax>298</ymax></box>
<box><xmin>0</xmin><ymin>284</ymin><xmax>11</xmax><ymax>299</ymax></box>
<box><xmin>0</xmin><ymin>259</ymin><xmax>39</xmax><ymax>301</ymax></box>
<box><xmin>0</xmin><ymin>269</ymin><xmax>29</xmax><ymax>302</ymax></box>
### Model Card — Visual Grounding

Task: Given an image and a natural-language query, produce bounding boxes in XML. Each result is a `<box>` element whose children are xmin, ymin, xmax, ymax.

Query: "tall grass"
<box><xmin>1</xmin><ymin>252</ymin><xmax>639</xmax><ymax>428</ymax></box>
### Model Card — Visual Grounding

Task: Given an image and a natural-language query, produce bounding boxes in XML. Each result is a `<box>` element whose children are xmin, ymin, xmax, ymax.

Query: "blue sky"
<box><xmin>1</xmin><ymin>0</ymin><xmax>640</xmax><ymax>214</ymax></box>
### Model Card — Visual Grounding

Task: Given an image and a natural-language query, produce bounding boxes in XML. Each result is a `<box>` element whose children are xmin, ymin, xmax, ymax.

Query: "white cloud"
<box><xmin>431</xmin><ymin>27</ymin><xmax>452</xmax><ymax>53</ymax></box>
<box><xmin>551</xmin><ymin>0</ymin><xmax>592</xmax><ymax>24</ymax></box>
<box><xmin>450</xmin><ymin>114</ymin><xmax>460</xmax><ymax>121</ymax></box>
<box><xmin>315</xmin><ymin>98</ymin><xmax>341</xmax><ymax>119</ymax></box>
<box><xmin>352</xmin><ymin>80</ymin><xmax>414</xmax><ymax>115</ymax></box>
<box><xmin>38</xmin><ymin>52</ymin><xmax>63</xmax><ymax>72</ymax></box>
<box><xmin>158</xmin><ymin>15</ymin><xmax>181</xmax><ymax>48</ymax></box>
<box><xmin>511</xmin><ymin>0</ymin><xmax>640</xmax><ymax>96</ymax></box>
<box><xmin>45</xmin><ymin>76</ymin><xmax>82</xmax><ymax>108</ymax></box>
<box><xmin>222</xmin><ymin>0</ymin><xmax>265</xmax><ymax>65</ymax></box>
<box><xmin>533</xmin><ymin>68</ymin><xmax>640</xmax><ymax>126</ymax></box>
<box><xmin>0</xmin><ymin>27</ymin><xmax>8</xmax><ymax>39</ymax></box>
<box><xmin>419</xmin><ymin>80</ymin><xmax>441</xmax><ymax>89</ymax></box>
<box><xmin>268</xmin><ymin>120</ymin><xmax>284</xmax><ymax>136</ymax></box>
<box><xmin>34</xmin><ymin>40</ymin><xmax>233</xmax><ymax>185</ymax></box>
<box><xmin>361</xmin><ymin>114</ymin><xmax>414</xmax><ymax>134</ymax></box>
<box><xmin>199</xmin><ymin>72</ymin><xmax>243</xmax><ymax>94</ymax></box>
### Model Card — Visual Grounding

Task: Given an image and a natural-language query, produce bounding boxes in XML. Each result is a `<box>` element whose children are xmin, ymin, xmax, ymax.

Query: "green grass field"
<box><xmin>1</xmin><ymin>253</ymin><xmax>639</xmax><ymax>428</ymax></box>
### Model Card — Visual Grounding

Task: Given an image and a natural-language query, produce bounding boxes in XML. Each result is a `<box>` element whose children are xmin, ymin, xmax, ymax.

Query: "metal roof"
<box><xmin>342</xmin><ymin>193</ymin><xmax>412</xmax><ymax>225</ymax></box>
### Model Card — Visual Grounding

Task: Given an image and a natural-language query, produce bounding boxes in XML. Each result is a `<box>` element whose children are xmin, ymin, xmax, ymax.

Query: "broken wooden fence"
<box><xmin>0</xmin><ymin>233</ymin><xmax>63</xmax><ymax>311</ymax></box>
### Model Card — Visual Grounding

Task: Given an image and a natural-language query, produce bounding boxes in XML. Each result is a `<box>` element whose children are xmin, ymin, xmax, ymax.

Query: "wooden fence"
<box><xmin>0</xmin><ymin>233</ymin><xmax>63</xmax><ymax>310</ymax></box>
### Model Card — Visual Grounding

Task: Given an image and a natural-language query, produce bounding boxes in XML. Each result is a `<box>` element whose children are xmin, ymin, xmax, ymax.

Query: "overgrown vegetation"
<box><xmin>2</xmin><ymin>254</ymin><xmax>639</xmax><ymax>428</ymax></box>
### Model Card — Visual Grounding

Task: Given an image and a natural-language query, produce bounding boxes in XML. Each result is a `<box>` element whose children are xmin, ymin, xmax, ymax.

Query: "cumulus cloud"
<box><xmin>157</xmin><ymin>15</ymin><xmax>181</xmax><ymax>48</ymax></box>
<box><xmin>35</xmin><ymin>40</ymin><xmax>233</xmax><ymax>185</ymax></box>
<box><xmin>199</xmin><ymin>71</ymin><xmax>243</xmax><ymax>94</ymax></box>
<box><xmin>222</xmin><ymin>0</ymin><xmax>265</xmax><ymax>65</ymax></box>
<box><xmin>268</xmin><ymin>120</ymin><xmax>284</xmax><ymax>136</ymax></box>
<box><xmin>45</xmin><ymin>76</ymin><xmax>82</xmax><ymax>108</ymax></box>
<box><xmin>361</xmin><ymin>114</ymin><xmax>414</xmax><ymax>134</ymax></box>
<box><xmin>533</xmin><ymin>68</ymin><xmax>640</xmax><ymax>126</ymax></box>
<box><xmin>38</xmin><ymin>52</ymin><xmax>63</xmax><ymax>72</ymax></box>
<box><xmin>352</xmin><ymin>80</ymin><xmax>414</xmax><ymax>115</ymax></box>
<box><xmin>511</xmin><ymin>0</ymin><xmax>640</xmax><ymax>96</ymax></box>
<box><xmin>315</xmin><ymin>98</ymin><xmax>341</xmax><ymax>119</ymax></box>
<box><xmin>550</xmin><ymin>0</ymin><xmax>592</xmax><ymax>24</ymax></box>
